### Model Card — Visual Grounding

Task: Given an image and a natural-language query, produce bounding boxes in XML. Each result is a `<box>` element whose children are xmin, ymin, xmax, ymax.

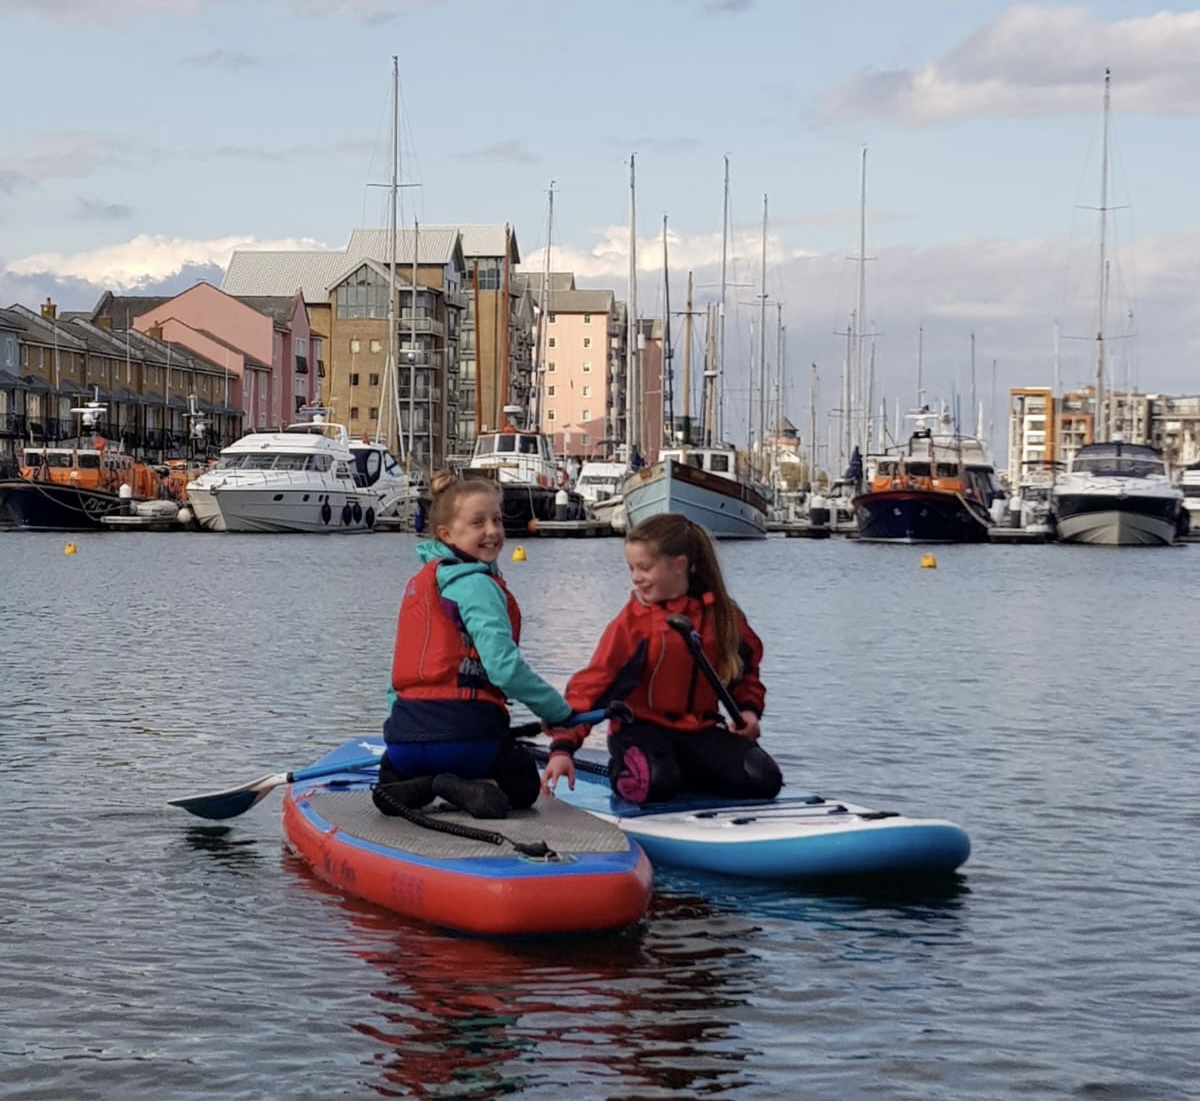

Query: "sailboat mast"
<box><xmin>661</xmin><ymin>213</ymin><xmax>674</xmax><ymax>453</ymax></box>
<box><xmin>855</xmin><ymin>147</ymin><xmax>868</xmax><ymax>454</ymax></box>
<box><xmin>625</xmin><ymin>154</ymin><xmax>639</xmax><ymax>459</ymax></box>
<box><xmin>717</xmin><ymin>154</ymin><xmax>730</xmax><ymax>445</ymax></box>
<box><xmin>533</xmin><ymin>180</ymin><xmax>555</xmax><ymax>431</ymax></box>
<box><xmin>386</xmin><ymin>55</ymin><xmax>402</xmax><ymax>460</ymax></box>
<box><xmin>407</xmin><ymin>219</ymin><xmax>418</xmax><ymax>469</ymax></box>
<box><xmin>682</xmin><ymin>271</ymin><xmax>693</xmax><ymax>443</ymax></box>
<box><xmin>756</xmin><ymin>193</ymin><xmax>768</xmax><ymax>479</ymax></box>
<box><xmin>1095</xmin><ymin>67</ymin><xmax>1111</xmax><ymax>441</ymax></box>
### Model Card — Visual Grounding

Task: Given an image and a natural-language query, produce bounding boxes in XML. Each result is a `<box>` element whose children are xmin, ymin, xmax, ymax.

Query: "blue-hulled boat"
<box><xmin>623</xmin><ymin>445</ymin><xmax>768</xmax><ymax>539</ymax></box>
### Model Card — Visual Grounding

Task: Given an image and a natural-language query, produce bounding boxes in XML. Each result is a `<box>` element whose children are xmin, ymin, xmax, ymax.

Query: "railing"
<box><xmin>398</xmin><ymin>314</ymin><xmax>445</xmax><ymax>337</ymax></box>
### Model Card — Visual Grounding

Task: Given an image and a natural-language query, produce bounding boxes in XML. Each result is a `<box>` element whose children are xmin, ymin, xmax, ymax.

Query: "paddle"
<box><xmin>665</xmin><ymin>613</ymin><xmax>747</xmax><ymax>730</ymax></box>
<box><xmin>169</xmin><ymin>709</ymin><xmax>613</xmax><ymax>821</ymax></box>
<box><xmin>168</xmin><ymin>753</ymin><xmax>383</xmax><ymax>820</ymax></box>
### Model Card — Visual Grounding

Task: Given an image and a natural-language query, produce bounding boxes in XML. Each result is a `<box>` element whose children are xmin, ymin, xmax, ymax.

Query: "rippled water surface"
<box><xmin>2</xmin><ymin>531</ymin><xmax>1198</xmax><ymax>1099</ymax></box>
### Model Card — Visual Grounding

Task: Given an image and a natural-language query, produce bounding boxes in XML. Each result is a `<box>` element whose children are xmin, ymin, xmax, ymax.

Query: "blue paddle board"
<box><xmin>539</xmin><ymin>750</ymin><xmax>970</xmax><ymax>880</ymax></box>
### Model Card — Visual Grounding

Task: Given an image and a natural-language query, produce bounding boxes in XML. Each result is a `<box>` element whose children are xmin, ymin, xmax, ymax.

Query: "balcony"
<box><xmin>398</xmin><ymin>312</ymin><xmax>445</xmax><ymax>338</ymax></box>
<box><xmin>445</xmin><ymin>288</ymin><xmax>469</xmax><ymax>309</ymax></box>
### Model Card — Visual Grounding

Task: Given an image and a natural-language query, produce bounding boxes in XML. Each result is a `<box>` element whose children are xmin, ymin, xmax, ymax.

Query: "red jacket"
<box><xmin>563</xmin><ymin>591</ymin><xmax>765</xmax><ymax>746</ymax></box>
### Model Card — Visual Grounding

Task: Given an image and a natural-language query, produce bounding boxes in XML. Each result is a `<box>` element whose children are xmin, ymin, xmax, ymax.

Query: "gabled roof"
<box><xmin>88</xmin><ymin>291</ymin><xmax>176</xmax><ymax>329</ymax></box>
<box><xmin>6</xmin><ymin>304</ymin><xmax>89</xmax><ymax>350</ymax></box>
<box><xmin>223</xmin><ymin>228</ymin><xmax>465</xmax><ymax>302</ymax></box>
<box><xmin>526</xmin><ymin>287</ymin><xmax>616</xmax><ymax>314</ymax></box>
<box><xmin>417</xmin><ymin>224</ymin><xmax>519</xmax><ymax>263</ymax></box>
<box><xmin>232</xmin><ymin>294</ymin><xmax>301</xmax><ymax>328</ymax></box>
<box><xmin>344</xmin><ymin>228</ymin><xmax>464</xmax><ymax>271</ymax></box>
<box><xmin>513</xmin><ymin>271</ymin><xmax>576</xmax><ymax>293</ymax></box>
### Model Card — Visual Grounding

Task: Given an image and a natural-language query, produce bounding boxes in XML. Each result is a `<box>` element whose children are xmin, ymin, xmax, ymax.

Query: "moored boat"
<box><xmin>464</xmin><ymin>410</ymin><xmax>585</xmax><ymax>535</ymax></box>
<box><xmin>186</xmin><ymin>411</ymin><xmax>375</xmax><ymax>533</ymax></box>
<box><xmin>1052</xmin><ymin>440</ymin><xmax>1184</xmax><ymax>546</ymax></box>
<box><xmin>0</xmin><ymin>437</ymin><xmax>174</xmax><ymax>531</ymax></box>
<box><xmin>623</xmin><ymin>446</ymin><xmax>769</xmax><ymax>539</ymax></box>
<box><xmin>853</xmin><ymin>408</ymin><xmax>1003</xmax><ymax>544</ymax></box>
<box><xmin>282</xmin><ymin>739</ymin><xmax>653</xmax><ymax>936</ymax></box>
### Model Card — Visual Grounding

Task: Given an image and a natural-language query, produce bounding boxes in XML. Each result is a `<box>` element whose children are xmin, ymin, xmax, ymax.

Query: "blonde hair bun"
<box><xmin>430</xmin><ymin>469</ymin><xmax>458</xmax><ymax>496</ymax></box>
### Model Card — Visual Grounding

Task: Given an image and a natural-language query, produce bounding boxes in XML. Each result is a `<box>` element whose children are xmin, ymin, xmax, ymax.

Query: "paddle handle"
<box><xmin>665</xmin><ymin>615</ymin><xmax>747</xmax><ymax>729</ymax></box>
<box><xmin>288</xmin><ymin>754</ymin><xmax>383</xmax><ymax>784</ymax></box>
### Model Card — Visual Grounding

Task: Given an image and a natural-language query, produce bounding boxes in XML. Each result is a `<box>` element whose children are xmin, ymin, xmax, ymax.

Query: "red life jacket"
<box><xmin>390</xmin><ymin>558</ymin><xmax>521</xmax><ymax>711</ymax></box>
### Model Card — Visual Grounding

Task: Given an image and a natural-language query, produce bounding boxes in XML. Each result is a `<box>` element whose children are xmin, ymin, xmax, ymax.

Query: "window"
<box><xmin>349</xmin><ymin>373</ymin><xmax>360</xmax><ymax>386</ymax></box>
<box><xmin>583</xmin><ymin>337</ymin><xmax>591</xmax><ymax>348</ymax></box>
<box><xmin>369</xmin><ymin>373</ymin><xmax>380</xmax><ymax>386</ymax></box>
<box><xmin>548</xmin><ymin>312</ymin><xmax>556</xmax><ymax>323</ymax></box>
<box><xmin>336</xmin><ymin>265</ymin><xmax>389</xmax><ymax>319</ymax></box>
<box><xmin>547</xmin><ymin>385</ymin><xmax>556</xmax><ymax>397</ymax></box>
<box><xmin>350</xmin><ymin>339</ymin><xmax>360</xmax><ymax>353</ymax></box>
<box><xmin>581</xmin><ymin>361</ymin><xmax>592</xmax><ymax>373</ymax></box>
<box><xmin>547</xmin><ymin>408</ymin><xmax>555</xmax><ymax>421</ymax></box>
<box><xmin>581</xmin><ymin>385</ymin><xmax>591</xmax><ymax>398</ymax></box>
<box><xmin>581</xmin><ymin>408</ymin><xmax>590</xmax><ymax>421</ymax></box>
<box><xmin>548</xmin><ymin>337</ymin><xmax>556</xmax><ymax>348</ymax></box>
<box><xmin>349</xmin><ymin>406</ymin><xmax>360</xmax><ymax>419</ymax></box>
<box><xmin>583</xmin><ymin>313</ymin><xmax>591</xmax><ymax>323</ymax></box>
<box><xmin>369</xmin><ymin>406</ymin><xmax>378</xmax><ymax>419</ymax></box>
<box><xmin>370</xmin><ymin>340</ymin><xmax>381</xmax><ymax>354</ymax></box>
<box><xmin>547</xmin><ymin>362</ymin><xmax>556</xmax><ymax>373</ymax></box>
<box><xmin>474</xmin><ymin>257</ymin><xmax>501</xmax><ymax>291</ymax></box>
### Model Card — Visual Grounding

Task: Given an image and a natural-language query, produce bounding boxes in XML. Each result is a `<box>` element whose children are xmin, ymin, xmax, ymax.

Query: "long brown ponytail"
<box><xmin>625</xmin><ymin>513</ymin><xmax>742</xmax><ymax>683</ymax></box>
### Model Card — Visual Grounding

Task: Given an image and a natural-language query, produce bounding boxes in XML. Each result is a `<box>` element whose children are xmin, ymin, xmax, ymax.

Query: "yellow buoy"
<box><xmin>920</xmin><ymin>552</ymin><xmax>937</xmax><ymax>569</ymax></box>
<box><xmin>64</xmin><ymin>542</ymin><xmax>78</xmax><ymax>556</ymax></box>
<box><xmin>511</xmin><ymin>545</ymin><xmax>526</xmax><ymax>563</ymax></box>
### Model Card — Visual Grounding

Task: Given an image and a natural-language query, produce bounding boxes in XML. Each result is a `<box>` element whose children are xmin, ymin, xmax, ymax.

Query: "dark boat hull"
<box><xmin>0</xmin><ymin>480</ymin><xmax>136</xmax><ymax>531</ymax></box>
<box><xmin>462</xmin><ymin>469</ymin><xmax>585</xmax><ymax>535</ymax></box>
<box><xmin>1054</xmin><ymin>492</ymin><xmax>1181</xmax><ymax>546</ymax></box>
<box><xmin>853</xmin><ymin>488</ymin><xmax>991</xmax><ymax>544</ymax></box>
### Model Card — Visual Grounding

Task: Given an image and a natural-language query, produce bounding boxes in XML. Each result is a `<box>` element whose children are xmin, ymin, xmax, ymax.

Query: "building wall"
<box><xmin>539</xmin><ymin>309</ymin><xmax>610</xmax><ymax>455</ymax></box>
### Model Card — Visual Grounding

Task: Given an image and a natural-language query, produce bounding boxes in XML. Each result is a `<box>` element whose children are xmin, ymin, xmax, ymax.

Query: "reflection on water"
<box><xmin>331</xmin><ymin>887</ymin><xmax>763</xmax><ymax>1101</ymax></box>
<box><xmin>180</xmin><ymin>825</ymin><xmax>265</xmax><ymax>873</ymax></box>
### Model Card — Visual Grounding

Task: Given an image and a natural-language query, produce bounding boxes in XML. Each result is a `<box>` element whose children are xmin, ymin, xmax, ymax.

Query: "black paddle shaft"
<box><xmin>665</xmin><ymin>614</ymin><xmax>747</xmax><ymax>730</ymax></box>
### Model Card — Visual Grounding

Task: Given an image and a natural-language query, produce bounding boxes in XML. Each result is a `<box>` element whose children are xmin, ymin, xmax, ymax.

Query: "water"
<box><xmin>2</xmin><ymin>531</ymin><xmax>1197</xmax><ymax>1100</ymax></box>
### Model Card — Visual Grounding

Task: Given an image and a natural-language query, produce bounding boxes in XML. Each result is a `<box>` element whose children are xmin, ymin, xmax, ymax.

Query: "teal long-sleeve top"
<box><xmin>396</xmin><ymin>539</ymin><xmax>573</xmax><ymax>725</ymax></box>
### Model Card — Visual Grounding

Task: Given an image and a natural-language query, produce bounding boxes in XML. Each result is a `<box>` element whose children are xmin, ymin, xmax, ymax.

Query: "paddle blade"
<box><xmin>168</xmin><ymin>772</ymin><xmax>288</xmax><ymax>820</ymax></box>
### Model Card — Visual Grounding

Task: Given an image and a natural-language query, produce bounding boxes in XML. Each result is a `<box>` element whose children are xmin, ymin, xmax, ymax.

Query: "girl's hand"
<box><xmin>736</xmin><ymin>711</ymin><xmax>762</xmax><ymax>740</ymax></box>
<box><xmin>541</xmin><ymin>753</ymin><xmax>576</xmax><ymax>795</ymax></box>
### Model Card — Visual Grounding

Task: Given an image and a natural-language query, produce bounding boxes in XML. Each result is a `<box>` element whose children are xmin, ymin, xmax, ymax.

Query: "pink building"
<box><xmin>133</xmin><ymin>282</ymin><xmax>318</xmax><ymax>429</ymax></box>
<box><xmin>535</xmin><ymin>286</ymin><xmax>616</xmax><ymax>458</ymax></box>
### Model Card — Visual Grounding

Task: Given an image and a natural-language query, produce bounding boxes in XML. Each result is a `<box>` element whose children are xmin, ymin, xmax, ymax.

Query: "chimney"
<box><xmin>149</xmin><ymin>325</ymin><xmax>163</xmax><ymax>340</ymax></box>
<box><xmin>41</xmin><ymin>297</ymin><xmax>57</xmax><ymax>319</ymax></box>
<box><xmin>97</xmin><ymin>316</ymin><xmax>112</xmax><ymax>330</ymax></box>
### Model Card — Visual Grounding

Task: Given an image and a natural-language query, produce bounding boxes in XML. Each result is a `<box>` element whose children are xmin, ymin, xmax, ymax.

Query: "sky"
<box><xmin>4</xmin><ymin>0</ymin><xmax>1200</xmax><ymax>460</ymax></box>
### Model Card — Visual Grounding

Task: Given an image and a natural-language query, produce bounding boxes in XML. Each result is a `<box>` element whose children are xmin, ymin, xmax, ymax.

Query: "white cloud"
<box><xmin>817</xmin><ymin>5</ymin><xmax>1200</xmax><ymax>126</ymax></box>
<box><xmin>9</xmin><ymin>233</ymin><xmax>329</xmax><ymax>290</ymax></box>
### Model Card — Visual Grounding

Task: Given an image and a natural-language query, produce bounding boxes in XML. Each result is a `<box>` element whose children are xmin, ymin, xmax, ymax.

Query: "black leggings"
<box><xmin>378</xmin><ymin>738</ymin><xmax>541</xmax><ymax>810</ymax></box>
<box><xmin>608</xmin><ymin>721</ymin><xmax>783</xmax><ymax>803</ymax></box>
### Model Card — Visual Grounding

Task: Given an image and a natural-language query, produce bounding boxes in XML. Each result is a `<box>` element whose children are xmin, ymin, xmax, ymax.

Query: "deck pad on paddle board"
<box><xmin>282</xmin><ymin>738</ymin><xmax>652</xmax><ymax>936</ymax></box>
<box><xmin>540</xmin><ymin>749</ymin><xmax>971</xmax><ymax>880</ymax></box>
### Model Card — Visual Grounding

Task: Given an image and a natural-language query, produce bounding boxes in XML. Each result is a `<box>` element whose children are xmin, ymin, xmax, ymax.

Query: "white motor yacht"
<box><xmin>187</xmin><ymin>413</ymin><xmax>374</xmax><ymax>533</ymax></box>
<box><xmin>1052</xmin><ymin>440</ymin><xmax>1184</xmax><ymax>546</ymax></box>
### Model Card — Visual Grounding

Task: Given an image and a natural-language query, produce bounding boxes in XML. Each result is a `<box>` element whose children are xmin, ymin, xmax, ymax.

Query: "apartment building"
<box><xmin>223</xmin><ymin>225</ymin><xmax>534</xmax><ymax>470</ymax></box>
<box><xmin>1007</xmin><ymin>384</ymin><xmax>1200</xmax><ymax>477</ymax></box>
